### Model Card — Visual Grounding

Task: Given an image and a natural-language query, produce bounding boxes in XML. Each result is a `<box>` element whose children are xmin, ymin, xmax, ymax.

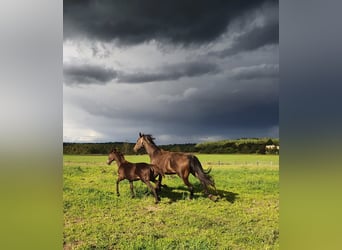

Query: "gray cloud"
<box><xmin>231</xmin><ymin>64</ymin><xmax>279</xmax><ymax>80</ymax></box>
<box><xmin>236</xmin><ymin>19</ymin><xmax>278</xmax><ymax>50</ymax></box>
<box><xmin>209</xmin><ymin>14</ymin><xmax>278</xmax><ymax>58</ymax></box>
<box><xmin>64</xmin><ymin>61</ymin><xmax>220</xmax><ymax>85</ymax></box>
<box><xmin>118</xmin><ymin>61</ymin><xmax>220</xmax><ymax>83</ymax></box>
<box><xmin>66</xmin><ymin>76</ymin><xmax>278</xmax><ymax>143</ymax></box>
<box><xmin>64</xmin><ymin>0</ymin><xmax>277</xmax><ymax>46</ymax></box>
<box><xmin>63</xmin><ymin>63</ymin><xmax>117</xmax><ymax>85</ymax></box>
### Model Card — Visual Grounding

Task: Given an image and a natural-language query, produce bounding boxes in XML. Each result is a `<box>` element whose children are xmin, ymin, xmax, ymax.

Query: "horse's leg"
<box><xmin>116</xmin><ymin>178</ymin><xmax>121</xmax><ymax>197</ymax></box>
<box><xmin>182</xmin><ymin>176</ymin><xmax>194</xmax><ymax>199</ymax></box>
<box><xmin>144</xmin><ymin>180</ymin><xmax>160</xmax><ymax>204</ymax></box>
<box><xmin>203</xmin><ymin>185</ymin><xmax>209</xmax><ymax>196</ymax></box>
<box><xmin>129</xmin><ymin>181</ymin><xmax>135</xmax><ymax>198</ymax></box>
<box><xmin>156</xmin><ymin>174</ymin><xmax>162</xmax><ymax>192</ymax></box>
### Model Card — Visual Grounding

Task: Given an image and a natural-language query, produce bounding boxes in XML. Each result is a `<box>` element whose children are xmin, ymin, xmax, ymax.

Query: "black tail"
<box><xmin>189</xmin><ymin>155</ymin><xmax>215</xmax><ymax>189</ymax></box>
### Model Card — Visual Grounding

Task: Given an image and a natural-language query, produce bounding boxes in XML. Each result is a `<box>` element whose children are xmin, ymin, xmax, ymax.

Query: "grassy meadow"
<box><xmin>63</xmin><ymin>154</ymin><xmax>279</xmax><ymax>249</ymax></box>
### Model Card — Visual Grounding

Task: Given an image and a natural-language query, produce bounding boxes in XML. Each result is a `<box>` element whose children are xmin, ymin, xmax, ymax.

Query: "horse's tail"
<box><xmin>189</xmin><ymin>155</ymin><xmax>215</xmax><ymax>189</ymax></box>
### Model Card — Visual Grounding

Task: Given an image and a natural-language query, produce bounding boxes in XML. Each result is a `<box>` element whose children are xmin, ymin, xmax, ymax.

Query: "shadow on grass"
<box><xmin>156</xmin><ymin>183</ymin><xmax>239</xmax><ymax>204</ymax></box>
<box><xmin>157</xmin><ymin>185</ymin><xmax>200</xmax><ymax>203</ymax></box>
<box><xmin>215</xmin><ymin>189</ymin><xmax>239</xmax><ymax>203</ymax></box>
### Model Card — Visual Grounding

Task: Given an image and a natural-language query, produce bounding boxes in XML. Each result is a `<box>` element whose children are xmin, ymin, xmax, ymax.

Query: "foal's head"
<box><xmin>107</xmin><ymin>148</ymin><xmax>125</xmax><ymax>165</ymax></box>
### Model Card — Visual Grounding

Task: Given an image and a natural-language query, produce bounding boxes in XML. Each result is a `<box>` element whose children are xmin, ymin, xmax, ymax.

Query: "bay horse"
<box><xmin>107</xmin><ymin>148</ymin><xmax>161</xmax><ymax>204</ymax></box>
<box><xmin>133</xmin><ymin>133</ymin><xmax>216</xmax><ymax>199</ymax></box>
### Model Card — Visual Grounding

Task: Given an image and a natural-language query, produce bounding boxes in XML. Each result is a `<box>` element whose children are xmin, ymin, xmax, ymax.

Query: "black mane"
<box><xmin>143</xmin><ymin>134</ymin><xmax>157</xmax><ymax>146</ymax></box>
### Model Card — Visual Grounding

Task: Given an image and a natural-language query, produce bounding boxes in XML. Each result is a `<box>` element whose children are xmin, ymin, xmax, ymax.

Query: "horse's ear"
<box><xmin>139</xmin><ymin>132</ymin><xmax>142</xmax><ymax>137</ymax></box>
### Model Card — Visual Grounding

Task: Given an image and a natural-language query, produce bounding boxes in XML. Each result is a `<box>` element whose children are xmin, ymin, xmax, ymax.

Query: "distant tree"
<box><xmin>122</xmin><ymin>141</ymin><xmax>130</xmax><ymax>154</ymax></box>
<box><xmin>266</xmin><ymin>139</ymin><xmax>274</xmax><ymax>145</ymax></box>
<box><xmin>63</xmin><ymin>138</ymin><xmax>279</xmax><ymax>155</ymax></box>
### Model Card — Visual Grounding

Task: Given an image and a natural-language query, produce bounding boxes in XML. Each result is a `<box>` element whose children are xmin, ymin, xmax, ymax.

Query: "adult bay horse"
<box><xmin>133</xmin><ymin>133</ymin><xmax>216</xmax><ymax>199</ymax></box>
<box><xmin>107</xmin><ymin>148</ymin><xmax>161</xmax><ymax>204</ymax></box>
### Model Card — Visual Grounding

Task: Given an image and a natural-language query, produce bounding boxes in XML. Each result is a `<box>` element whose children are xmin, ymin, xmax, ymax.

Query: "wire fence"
<box><xmin>204</xmin><ymin>161</ymin><xmax>278</xmax><ymax>166</ymax></box>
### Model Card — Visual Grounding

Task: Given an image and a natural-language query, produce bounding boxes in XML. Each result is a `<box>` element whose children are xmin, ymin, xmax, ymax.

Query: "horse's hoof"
<box><xmin>208</xmin><ymin>194</ymin><xmax>218</xmax><ymax>202</ymax></box>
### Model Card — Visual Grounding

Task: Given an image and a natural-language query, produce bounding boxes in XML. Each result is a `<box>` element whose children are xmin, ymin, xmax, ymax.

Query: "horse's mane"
<box><xmin>110</xmin><ymin>148</ymin><xmax>128</xmax><ymax>163</ymax></box>
<box><xmin>143</xmin><ymin>134</ymin><xmax>157</xmax><ymax>146</ymax></box>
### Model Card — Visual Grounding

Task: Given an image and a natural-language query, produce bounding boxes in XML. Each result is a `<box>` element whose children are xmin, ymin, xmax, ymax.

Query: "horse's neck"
<box><xmin>144</xmin><ymin>141</ymin><xmax>161</xmax><ymax>158</ymax></box>
<box><xmin>115</xmin><ymin>161</ymin><xmax>122</xmax><ymax>168</ymax></box>
<box><xmin>114</xmin><ymin>156</ymin><xmax>125</xmax><ymax>167</ymax></box>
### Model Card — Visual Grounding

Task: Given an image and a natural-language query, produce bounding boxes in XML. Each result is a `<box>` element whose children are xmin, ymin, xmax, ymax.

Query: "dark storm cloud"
<box><xmin>64</xmin><ymin>0</ymin><xmax>278</xmax><ymax>45</ymax></box>
<box><xmin>234</xmin><ymin>18</ymin><xmax>278</xmax><ymax>51</ymax></box>
<box><xmin>63</xmin><ymin>63</ymin><xmax>117</xmax><ymax>85</ymax></box>
<box><xmin>161</xmin><ymin>81</ymin><xmax>279</xmax><ymax>132</ymax></box>
<box><xmin>63</xmin><ymin>61</ymin><xmax>220</xmax><ymax>85</ymax></box>
<box><xmin>73</xmin><ymin>77</ymin><xmax>278</xmax><ymax>141</ymax></box>
<box><xmin>210</xmin><ymin>16</ymin><xmax>278</xmax><ymax>58</ymax></box>
<box><xmin>118</xmin><ymin>61</ymin><xmax>220</xmax><ymax>83</ymax></box>
<box><xmin>63</xmin><ymin>0</ymin><xmax>279</xmax><ymax>143</ymax></box>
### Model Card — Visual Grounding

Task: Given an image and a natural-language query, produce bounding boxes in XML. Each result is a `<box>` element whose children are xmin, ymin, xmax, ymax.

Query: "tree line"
<box><xmin>195</xmin><ymin>138</ymin><xmax>279</xmax><ymax>154</ymax></box>
<box><xmin>63</xmin><ymin>138</ymin><xmax>279</xmax><ymax>155</ymax></box>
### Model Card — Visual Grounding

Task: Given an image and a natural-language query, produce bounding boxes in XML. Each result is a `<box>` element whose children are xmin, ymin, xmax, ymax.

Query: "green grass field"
<box><xmin>63</xmin><ymin>154</ymin><xmax>279</xmax><ymax>249</ymax></box>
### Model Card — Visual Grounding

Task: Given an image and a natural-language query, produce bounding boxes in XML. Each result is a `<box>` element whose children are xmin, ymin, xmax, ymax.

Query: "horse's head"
<box><xmin>134</xmin><ymin>133</ymin><xmax>156</xmax><ymax>152</ymax></box>
<box><xmin>133</xmin><ymin>132</ymin><xmax>145</xmax><ymax>152</ymax></box>
<box><xmin>107</xmin><ymin>148</ymin><xmax>118</xmax><ymax>165</ymax></box>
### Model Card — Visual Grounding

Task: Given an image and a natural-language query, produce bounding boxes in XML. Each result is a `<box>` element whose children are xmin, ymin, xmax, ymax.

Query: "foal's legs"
<box><xmin>116</xmin><ymin>178</ymin><xmax>121</xmax><ymax>196</ymax></box>
<box><xmin>156</xmin><ymin>174</ymin><xmax>162</xmax><ymax>192</ymax></box>
<box><xmin>143</xmin><ymin>180</ymin><xmax>160</xmax><ymax>204</ymax></box>
<box><xmin>129</xmin><ymin>181</ymin><xmax>135</xmax><ymax>198</ymax></box>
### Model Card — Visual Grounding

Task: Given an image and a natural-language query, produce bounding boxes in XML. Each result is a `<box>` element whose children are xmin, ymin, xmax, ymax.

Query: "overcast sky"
<box><xmin>63</xmin><ymin>0</ymin><xmax>279</xmax><ymax>144</ymax></box>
